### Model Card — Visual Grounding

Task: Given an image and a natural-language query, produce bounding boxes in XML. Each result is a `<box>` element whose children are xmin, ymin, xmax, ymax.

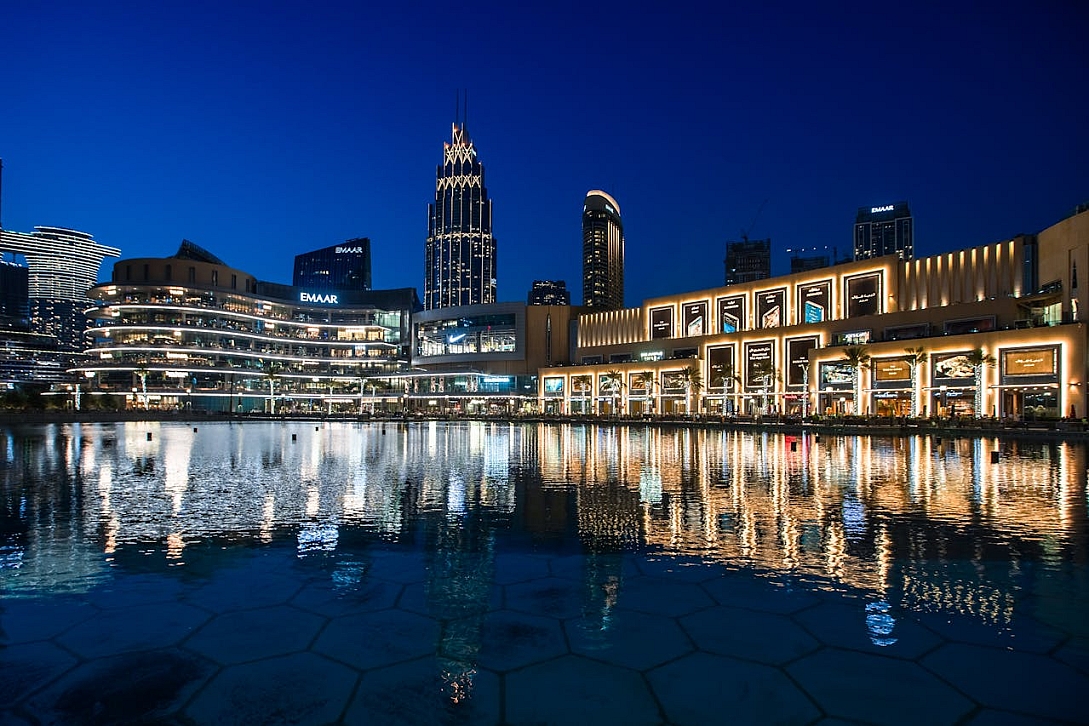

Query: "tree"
<box><xmin>600</xmin><ymin>370</ymin><xmax>625</xmax><ymax>416</ymax></box>
<box><xmin>903</xmin><ymin>346</ymin><xmax>927</xmax><ymax>417</ymax></box>
<box><xmin>134</xmin><ymin>366</ymin><xmax>151</xmax><ymax>410</ymax></box>
<box><xmin>965</xmin><ymin>347</ymin><xmax>996</xmax><ymax>417</ymax></box>
<box><xmin>677</xmin><ymin>364</ymin><xmax>703</xmax><ymax>415</ymax></box>
<box><xmin>632</xmin><ymin>370</ymin><xmax>658</xmax><ymax>415</ymax></box>
<box><xmin>841</xmin><ymin>346</ymin><xmax>871</xmax><ymax>415</ymax></box>
<box><xmin>572</xmin><ymin>375</ymin><xmax>592</xmax><ymax>414</ymax></box>
<box><xmin>711</xmin><ymin>360</ymin><xmax>742</xmax><ymax>416</ymax></box>
<box><xmin>265</xmin><ymin>364</ymin><xmax>283</xmax><ymax>414</ymax></box>
<box><xmin>749</xmin><ymin>359</ymin><xmax>778</xmax><ymax>416</ymax></box>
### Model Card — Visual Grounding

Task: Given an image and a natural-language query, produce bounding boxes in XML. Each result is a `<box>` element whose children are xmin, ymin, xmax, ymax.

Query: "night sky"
<box><xmin>2</xmin><ymin>1</ymin><xmax>1086</xmax><ymax>307</ymax></box>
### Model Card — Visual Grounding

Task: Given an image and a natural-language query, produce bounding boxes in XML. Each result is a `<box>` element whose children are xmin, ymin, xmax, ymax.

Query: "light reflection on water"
<box><xmin>1</xmin><ymin>421</ymin><xmax>1086</xmax><ymax>632</ymax></box>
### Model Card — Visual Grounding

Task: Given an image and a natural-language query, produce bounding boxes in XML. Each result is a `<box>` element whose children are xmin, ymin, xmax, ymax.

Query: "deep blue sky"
<box><xmin>2</xmin><ymin>1</ymin><xmax>1087</xmax><ymax>306</ymax></box>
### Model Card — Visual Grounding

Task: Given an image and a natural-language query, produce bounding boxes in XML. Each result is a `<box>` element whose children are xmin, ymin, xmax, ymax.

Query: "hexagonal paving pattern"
<box><xmin>506</xmin><ymin>655</ymin><xmax>661</xmax><ymax>726</ymax></box>
<box><xmin>788</xmin><ymin>648</ymin><xmax>975</xmax><ymax>724</ymax></box>
<box><xmin>613</xmin><ymin>575</ymin><xmax>714</xmax><ymax>617</ymax></box>
<box><xmin>701</xmin><ymin>574</ymin><xmax>821</xmax><ymax>615</ymax></box>
<box><xmin>185</xmin><ymin>652</ymin><xmax>357</xmax><ymax>726</ymax></box>
<box><xmin>56</xmin><ymin>601</ymin><xmax>212</xmax><ymax>659</ymax></box>
<box><xmin>567</xmin><ymin>608</ymin><xmax>693</xmax><ymax>670</ymax></box>
<box><xmin>0</xmin><ymin>642</ymin><xmax>77</xmax><ymax>708</ymax></box>
<box><xmin>680</xmin><ymin>605</ymin><xmax>820</xmax><ymax>665</ymax></box>
<box><xmin>346</xmin><ymin>656</ymin><xmax>501</xmax><ymax>725</ymax></box>
<box><xmin>185</xmin><ymin>604</ymin><xmax>325</xmax><ymax>664</ymax></box>
<box><xmin>474</xmin><ymin>609</ymin><xmax>567</xmax><ymax>672</ymax></box>
<box><xmin>0</xmin><ymin>598</ymin><xmax>97</xmax><ymax>645</ymax></box>
<box><xmin>314</xmin><ymin>608</ymin><xmax>440</xmax><ymax>670</ymax></box>
<box><xmin>649</xmin><ymin>651</ymin><xmax>820</xmax><ymax>725</ymax></box>
<box><xmin>505</xmin><ymin>576</ymin><xmax>586</xmax><ymax>620</ymax></box>
<box><xmin>792</xmin><ymin>600</ymin><xmax>942</xmax><ymax>659</ymax></box>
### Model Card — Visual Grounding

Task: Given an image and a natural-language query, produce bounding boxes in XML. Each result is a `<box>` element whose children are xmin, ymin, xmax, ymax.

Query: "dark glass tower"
<box><xmin>293</xmin><ymin>239</ymin><xmax>372</xmax><ymax>291</ymax></box>
<box><xmin>425</xmin><ymin>123</ymin><xmax>496</xmax><ymax>310</ymax></box>
<box><xmin>724</xmin><ymin>238</ymin><xmax>771</xmax><ymax>286</ymax></box>
<box><xmin>854</xmin><ymin>202</ymin><xmax>913</xmax><ymax>260</ymax></box>
<box><xmin>0</xmin><ymin>254</ymin><xmax>29</xmax><ymax>330</ymax></box>
<box><xmin>582</xmin><ymin>190</ymin><xmax>624</xmax><ymax>310</ymax></box>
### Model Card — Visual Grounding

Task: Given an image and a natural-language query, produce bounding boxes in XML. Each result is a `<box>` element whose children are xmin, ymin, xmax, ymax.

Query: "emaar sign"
<box><xmin>300</xmin><ymin>292</ymin><xmax>339</xmax><ymax>304</ymax></box>
<box><xmin>870</xmin><ymin>205</ymin><xmax>895</xmax><ymax>213</ymax></box>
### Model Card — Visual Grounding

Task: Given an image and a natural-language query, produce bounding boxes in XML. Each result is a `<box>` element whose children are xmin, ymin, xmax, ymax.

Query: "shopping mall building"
<box><xmin>540</xmin><ymin>207</ymin><xmax>1089</xmax><ymax>420</ymax></box>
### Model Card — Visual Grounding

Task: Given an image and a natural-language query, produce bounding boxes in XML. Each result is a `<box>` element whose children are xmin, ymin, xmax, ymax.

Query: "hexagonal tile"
<box><xmin>911</xmin><ymin>611</ymin><xmax>1065</xmax><ymax>655</ymax></box>
<box><xmin>1054</xmin><ymin>636</ymin><xmax>1089</xmax><ymax>676</ymax></box>
<box><xmin>346</xmin><ymin>656</ymin><xmax>500</xmax><ymax>725</ymax></box>
<box><xmin>567</xmin><ymin>609</ymin><xmax>693</xmax><ymax>670</ymax></box>
<box><xmin>701</xmin><ymin>574</ymin><xmax>820</xmax><ymax>615</ymax></box>
<box><xmin>788</xmin><ymin>648</ymin><xmax>974</xmax><ymax>724</ymax></box>
<box><xmin>492</xmin><ymin>553</ymin><xmax>551</xmax><ymax>585</ymax></box>
<box><xmin>0</xmin><ymin>642</ymin><xmax>77</xmax><ymax>708</ymax></box>
<box><xmin>650</xmin><ymin>652</ymin><xmax>820</xmax><ymax>726</ymax></box>
<box><xmin>398</xmin><ymin>579</ymin><xmax>501</xmax><ymax>621</ymax></box>
<box><xmin>185</xmin><ymin>604</ymin><xmax>325</xmax><ymax>664</ymax></box>
<box><xmin>680</xmin><ymin>606</ymin><xmax>819</xmax><ymax>665</ymax></box>
<box><xmin>792</xmin><ymin>600</ymin><xmax>941</xmax><ymax>659</ymax></box>
<box><xmin>505</xmin><ymin>576</ymin><xmax>586</xmax><ymax>620</ymax></box>
<box><xmin>56</xmin><ymin>602</ymin><xmax>211</xmax><ymax>659</ymax></box>
<box><xmin>966</xmin><ymin>709</ymin><xmax>1064</xmax><ymax>725</ymax></box>
<box><xmin>26</xmin><ymin>648</ymin><xmax>214</xmax><ymax>725</ymax></box>
<box><xmin>923</xmin><ymin>642</ymin><xmax>1089</xmax><ymax>723</ymax></box>
<box><xmin>475</xmin><ymin>610</ymin><xmax>567</xmax><ymax>672</ymax></box>
<box><xmin>635</xmin><ymin>555</ymin><xmax>726</xmax><ymax>583</ymax></box>
<box><xmin>315</xmin><ymin>609</ymin><xmax>439</xmax><ymax>669</ymax></box>
<box><xmin>365</xmin><ymin>549</ymin><xmax>428</xmax><ymax>584</ymax></box>
<box><xmin>184</xmin><ymin>652</ymin><xmax>356</xmax><ymax>726</ymax></box>
<box><xmin>548</xmin><ymin>553</ymin><xmax>641</xmax><ymax>582</ymax></box>
<box><xmin>183</xmin><ymin>569</ymin><xmax>304</xmax><ymax>614</ymax></box>
<box><xmin>83</xmin><ymin>574</ymin><xmax>185</xmax><ymax>610</ymax></box>
<box><xmin>0</xmin><ymin>598</ymin><xmax>97</xmax><ymax>645</ymax></box>
<box><xmin>290</xmin><ymin>577</ymin><xmax>401</xmax><ymax>617</ymax></box>
<box><xmin>506</xmin><ymin>655</ymin><xmax>660</xmax><ymax>726</ymax></box>
<box><xmin>614</xmin><ymin>575</ymin><xmax>714</xmax><ymax>617</ymax></box>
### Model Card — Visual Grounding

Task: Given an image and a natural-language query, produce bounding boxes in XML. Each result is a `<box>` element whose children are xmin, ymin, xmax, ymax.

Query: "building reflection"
<box><xmin>1</xmin><ymin>421</ymin><xmax>1085</xmax><ymax>636</ymax></box>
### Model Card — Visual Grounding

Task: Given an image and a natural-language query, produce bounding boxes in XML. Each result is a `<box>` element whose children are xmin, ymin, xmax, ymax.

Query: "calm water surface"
<box><xmin>2</xmin><ymin>421</ymin><xmax>1087</xmax><ymax>724</ymax></box>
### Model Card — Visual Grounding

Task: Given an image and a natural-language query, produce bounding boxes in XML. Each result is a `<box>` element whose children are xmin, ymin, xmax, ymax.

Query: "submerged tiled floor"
<box><xmin>3</xmin><ymin>545</ymin><xmax>1088</xmax><ymax>725</ymax></box>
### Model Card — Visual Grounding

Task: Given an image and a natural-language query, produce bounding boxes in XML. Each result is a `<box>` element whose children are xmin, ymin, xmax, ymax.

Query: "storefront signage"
<box><xmin>1002</xmin><ymin>348</ymin><xmax>1057</xmax><ymax>377</ymax></box>
<box><xmin>796</xmin><ymin>280</ymin><xmax>831</xmax><ymax>324</ymax></box>
<box><xmin>932</xmin><ymin>353</ymin><xmax>974</xmax><ymax>381</ymax></box>
<box><xmin>756</xmin><ymin>288</ymin><xmax>786</xmax><ymax>329</ymax></box>
<box><xmin>300</xmin><ymin>292</ymin><xmax>339</xmax><ymax>304</ymax></box>
<box><xmin>874</xmin><ymin>358</ymin><xmax>911</xmax><ymax>382</ymax></box>
<box><xmin>682</xmin><ymin>301</ymin><xmax>708</xmax><ymax>337</ymax></box>
<box><xmin>708</xmin><ymin>346</ymin><xmax>736</xmax><ymax>390</ymax></box>
<box><xmin>820</xmin><ymin>362</ymin><xmax>853</xmax><ymax>388</ymax></box>
<box><xmin>845</xmin><ymin>273</ymin><xmax>881</xmax><ymax>318</ymax></box>
<box><xmin>335</xmin><ymin>246</ymin><xmax>365</xmax><ymax>254</ymax></box>
<box><xmin>716</xmin><ymin>294</ymin><xmax>746</xmax><ymax>333</ymax></box>
<box><xmin>650</xmin><ymin>307</ymin><xmax>674</xmax><ymax>339</ymax></box>
<box><xmin>744</xmin><ymin>341</ymin><xmax>775</xmax><ymax>389</ymax></box>
<box><xmin>785</xmin><ymin>337</ymin><xmax>818</xmax><ymax>387</ymax></box>
<box><xmin>543</xmin><ymin>378</ymin><xmax>564</xmax><ymax>394</ymax></box>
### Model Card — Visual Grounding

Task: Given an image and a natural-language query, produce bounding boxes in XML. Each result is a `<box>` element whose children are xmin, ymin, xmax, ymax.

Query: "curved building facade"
<box><xmin>582</xmin><ymin>190</ymin><xmax>624</xmax><ymax>310</ymax></box>
<box><xmin>75</xmin><ymin>244</ymin><xmax>416</xmax><ymax>413</ymax></box>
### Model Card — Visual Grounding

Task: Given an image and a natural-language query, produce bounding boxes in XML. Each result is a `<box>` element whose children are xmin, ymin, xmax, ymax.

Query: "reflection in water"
<box><xmin>2</xmin><ymin>422</ymin><xmax>1087</xmax><ymax>661</ymax></box>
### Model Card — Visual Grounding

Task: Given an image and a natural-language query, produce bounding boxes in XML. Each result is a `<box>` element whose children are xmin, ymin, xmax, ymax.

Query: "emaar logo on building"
<box><xmin>870</xmin><ymin>205</ymin><xmax>895</xmax><ymax>213</ymax></box>
<box><xmin>300</xmin><ymin>292</ymin><xmax>339</xmax><ymax>304</ymax></box>
<box><xmin>335</xmin><ymin>246</ymin><xmax>364</xmax><ymax>254</ymax></box>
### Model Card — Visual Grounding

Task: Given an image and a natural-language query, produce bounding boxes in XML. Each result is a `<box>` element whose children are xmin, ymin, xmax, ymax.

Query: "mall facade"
<box><xmin>539</xmin><ymin>207</ymin><xmax>1089</xmax><ymax>420</ymax></box>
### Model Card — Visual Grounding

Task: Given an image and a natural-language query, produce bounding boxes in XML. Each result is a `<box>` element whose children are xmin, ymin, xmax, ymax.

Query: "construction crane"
<box><xmin>740</xmin><ymin>198</ymin><xmax>768</xmax><ymax>243</ymax></box>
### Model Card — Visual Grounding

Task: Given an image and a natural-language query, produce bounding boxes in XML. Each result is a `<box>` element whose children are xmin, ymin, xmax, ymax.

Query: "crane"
<box><xmin>740</xmin><ymin>198</ymin><xmax>769</xmax><ymax>243</ymax></box>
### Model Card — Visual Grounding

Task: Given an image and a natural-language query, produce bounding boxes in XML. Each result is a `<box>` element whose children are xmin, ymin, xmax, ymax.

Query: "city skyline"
<box><xmin>1</xmin><ymin>2</ymin><xmax>1086</xmax><ymax>307</ymax></box>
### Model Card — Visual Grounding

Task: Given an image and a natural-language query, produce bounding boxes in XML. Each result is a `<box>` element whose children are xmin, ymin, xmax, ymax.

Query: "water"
<box><xmin>2</xmin><ymin>421</ymin><xmax>1087</xmax><ymax>725</ymax></box>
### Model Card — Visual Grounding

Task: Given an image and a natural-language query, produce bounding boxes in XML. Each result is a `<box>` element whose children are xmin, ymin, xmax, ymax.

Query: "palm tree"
<box><xmin>714</xmin><ymin>360</ymin><xmax>742</xmax><ymax>416</ymax></box>
<box><xmin>750</xmin><ymin>359</ymin><xmax>778</xmax><ymax>416</ymax></box>
<box><xmin>841</xmin><ymin>345</ymin><xmax>871</xmax><ymax>416</ymax></box>
<box><xmin>965</xmin><ymin>347</ymin><xmax>996</xmax><ymax>417</ymax></box>
<box><xmin>632</xmin><ymin>370</ymin><xmax>658</xmax><ymax>415</ymax></box>
<box><xmin>572</xmin><ymin>375</ymin><xmax>592</xmax><ymax>414</ymax></box>
<box><xmin>265</xmin><ymin>364</ymin><xmax>283</xmax><ymax>415</ymax></box>
<box><xmin>601</xmin><ymin>369</ymin><xmax>625</xmax><ymax>416</ymax></box>
<box><xmin>903</xmin><ymin>346</ymin><xmax>927</xmax><ymax>417</ymax></box>
<box><xmin>134</xmin><ymin>366</ymin><xmax>150</xmax><ymax>410</ymax></box>
<box><xmin>677</xmin><ymin>364</ymin><xmax>703</xmax><ymax>416</ymax></box>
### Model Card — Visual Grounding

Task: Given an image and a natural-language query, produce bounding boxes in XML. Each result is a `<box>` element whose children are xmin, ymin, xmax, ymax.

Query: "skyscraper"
<box><xmin>0</xmin><ymin>226</ymin><xmax>120</xmax><ymax>351</ymax></box>
<box><xmin>294</xmin><ymin>239</ymin><xmax>372</xmax><ymax>292</ymax></box>
<box><xmin>527</xmin><ymin>280</ymin><xmax>571</xmax><ymax>306</ymax></box>
<box><xmin>854</xmin><ymin>202</ymin><xmax>913</xmax><ymax>260</ymax></box>
<box><xmin>724</xmin><ymin>238</ymin><xmax>771</xmax><ymax>286</ymax></box>
<box><xmin>0</xmin><ymin>254</ymin><xmax>29</xmax><ymax>330</ymax></box>
<box><xmin>582</xmin><ymin>190</ymin><xmax>624</xmax><ymax>310</ymax></box>
<box><xmin>425</xmin><ymin>122</ymin><xmax>496</xmax><ymax>310</ymax></box>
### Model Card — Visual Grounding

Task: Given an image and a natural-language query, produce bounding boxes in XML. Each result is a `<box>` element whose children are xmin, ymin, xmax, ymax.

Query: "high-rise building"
<box><xmin>0</xmin><ymin>254</ymin><xmax>29</xmax><ymax>330</ymax></box>
<box><xmin>0</xmin><ymin>226</ymin><xmax>120</xmax><ymax>351</ymax></box>
<box><xmin>582</xmin><ymin>190</ymin><xmax>624</xmax><ymax>310</ymax></box>
<box><xmin>294</xmin><ymin>239</ymin><xmax>372</xmax><ymax>292</ymax></box>
<box><xmin>724</xmin><ymin>238</ymin><xmax>771</xmax><ymax>286</ymax></box>
<box><xmin>527</xmin><ymin>280</ymin><xmax>571</xmax><ymax>306</ymax></box>
<box><xmin>790</xmin><ymin>252</ymin><xmax>831</xmax><ymax>274</ymax></box>
<box><xmin>854</xmin><ymin>202</ymin><xmax>913</xmax><ymax>261</ymax></box>
<box><xmin>425</xmin><ymin>123</ymin><xmax>496</xmax><ymax>310</ymax></box>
